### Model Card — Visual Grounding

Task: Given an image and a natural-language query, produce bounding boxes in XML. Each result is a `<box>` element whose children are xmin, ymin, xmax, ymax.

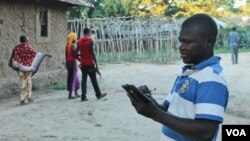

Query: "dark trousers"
<box><xmin>80</xmin><ymin>65</ymin><xmax>101</xmax><ymax>99</ymax></box>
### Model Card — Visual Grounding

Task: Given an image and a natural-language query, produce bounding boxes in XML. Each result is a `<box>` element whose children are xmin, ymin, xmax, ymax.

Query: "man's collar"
<box><xmin>182</xmin><ymin>56</ymin><xmax>221</xmax><ymax>74</ymax></box>
<box><xmin>193</xmin><ymin>56</ymin><xmax>221</xmax><ymax>70</ymax></box>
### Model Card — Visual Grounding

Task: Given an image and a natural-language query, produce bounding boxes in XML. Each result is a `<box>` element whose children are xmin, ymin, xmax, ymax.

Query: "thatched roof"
<box><xmin>58</xmin><ymin>0</ymin><xmax>94</xmax><ymax>8</ymax></box>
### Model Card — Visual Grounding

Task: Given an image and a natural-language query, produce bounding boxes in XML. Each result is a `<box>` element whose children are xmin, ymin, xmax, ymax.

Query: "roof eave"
<box><xmin>58</xmin><ymin>0</ymin><xmax>95</xmax><ymax>8</ymax></box>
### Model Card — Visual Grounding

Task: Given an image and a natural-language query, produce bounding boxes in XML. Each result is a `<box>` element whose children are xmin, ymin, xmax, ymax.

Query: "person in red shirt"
<box><xmin>77</xmin><ymin>27</ymin><xmax>107</xmax><ymax>101</ymax></box>
<box><xmin>65</xmin><ymin>32</ymin><xmax>80</xmax><ymax>99</ymax></box>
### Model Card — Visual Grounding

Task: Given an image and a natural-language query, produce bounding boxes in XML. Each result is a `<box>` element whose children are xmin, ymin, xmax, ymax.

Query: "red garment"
<box><xmin>10</xmin><ymin>42</ymin><xmax>47</xmax><ymax>75</ymax></box>
<box><xmin>77</xmin><ymin>36</ymin><xmax>95</xmax><ymax>65</ymax></box>
<box><xmin>13</xmin><ymin>42</ymin><xmax>36</xmax><ymax>67</ymax></box>
<box><xmin>65</xmin><ymin>44</ymin><xmax>77</xmax><ymax>61</ymax></box>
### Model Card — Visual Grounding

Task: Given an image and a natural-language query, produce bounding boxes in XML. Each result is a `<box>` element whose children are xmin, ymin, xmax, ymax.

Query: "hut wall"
<box><xmin>0</xmin><ymin>0</ymin><xmax>68</xmax><ymax>95</ymax></box>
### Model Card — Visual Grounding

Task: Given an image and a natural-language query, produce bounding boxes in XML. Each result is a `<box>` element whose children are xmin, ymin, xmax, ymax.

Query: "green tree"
<box><xmin>170</xmin><ymin>0</ymin><xmax>235</xmax><ymax>18</ymax></box>
<box><xmin>101</xmin><ymin>0</ymin><xmax>169</xmax><ymax>17</ymax></box>
<box><xmin>102</xmin><ymin>0</ymin><xmax>126</xmax><ymax>17</ymax></box>
<box><xmin>67</xmin><ymin>6</ymin><xmax>86</xmax><ymax>19</ymax></box>
<box><xmin>67</xmin><ymin>0</ymin><xmax>104</xmax><ymax>19</ymax></box>
<box><xmin>168</xmin><ymin>0</ymin><xmax>250</xmax><ymax>18</ymax></box>
<box><xmin>129</xmin><ymin>0</ymin><xmax>168</xmax><ymax>16</ymax></box>
<box><xmin>67</xmin><ymin>0</ymin><xmax>250</xmax><ymax>19</ymax></box>
<box><xmin>239</xmin><ymin>3</ymin><xmax>250</xmax><ymax>16</ymax></box>
<box><xmin>87</xmin><ymin>0</ymin><xmax>104</xmax><ymax>18</ymax></box>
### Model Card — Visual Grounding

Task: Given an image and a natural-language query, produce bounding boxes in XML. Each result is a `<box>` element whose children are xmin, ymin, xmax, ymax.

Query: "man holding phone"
<box><xmin>126</xmin><ymin>14</ymin><xmax>229</xmax><ymax>141</ymax></box>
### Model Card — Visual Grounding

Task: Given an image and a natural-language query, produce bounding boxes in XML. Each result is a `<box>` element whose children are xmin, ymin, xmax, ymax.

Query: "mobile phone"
<box><xmin>122</xmin><ymin>84</ymin><xmax>151</xmax><ymax>104</ymax></box>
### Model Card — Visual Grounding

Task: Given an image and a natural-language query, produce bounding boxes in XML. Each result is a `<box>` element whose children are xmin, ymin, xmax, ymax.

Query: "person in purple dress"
<box><xmin>65</xmin><ymin>32</ymin><xmax>80</xmax><ymax>99</ymax></box>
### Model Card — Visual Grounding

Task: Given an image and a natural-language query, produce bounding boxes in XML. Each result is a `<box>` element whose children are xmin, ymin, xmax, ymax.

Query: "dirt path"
<box><xmin>0</xmin><ymin>52</ymin><xmax>250</xmax><ymax>141</ymax></box>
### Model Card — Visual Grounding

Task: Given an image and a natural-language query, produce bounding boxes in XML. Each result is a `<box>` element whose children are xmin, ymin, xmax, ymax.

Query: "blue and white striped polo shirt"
<box><xmin>162</xmin><ymin>56</ymin><xmax>229</xmax><ymax>141</ymax></box>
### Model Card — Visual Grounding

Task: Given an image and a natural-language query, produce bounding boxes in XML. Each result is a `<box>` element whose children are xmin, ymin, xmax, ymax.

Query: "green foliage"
<box><xmin>170</xmin><ymin>0</ymin><xmax>238</xmax><ymax>18</ymax></box>
<box><xmin>216</xmin><ymin>26</ymin><xmax>250</xmax><ymax>49</ymax></box>
<box><xmin>170</xmin><ymin>0</ymin><xmax>250</xmax><ymax>17</ymax></box>
<box><xmin>67</xmin><ymin>0</ymin><xmax>104</xmax><ymax>19</ymax></box>
<box><xmin>238</xmin><ymin>26</ymin><xmax>250</xmax><ymax>48</ymax></box>
<box><xmin>67</xmin><ymin>6</ymin><xmax>86</xmax><ymax>19</ymax></box>
<box><xmin>229</xmin><ymin>7</ymin><xmax>241</xmax><ymax>14</ymax></box>
<box><xmin>103</xmin><ymin>0</ymin><xmax>125</xmax><ymax>17</ymax></box>
<box><xmin>215</xmin><ymin>47</ymin><xmax>230</xmax><ymax>54</ymax></box>
<box><xmin>129</xmin><ymin>0</ymin><xmax>168</xmax><ymax>16</ymax></box>
<box><xmin>239</xmin><ymin>3</ymin><xmax>250</xmax><ymax>16</ymax></box>
<box><xmin>67</xmin><ymin>0</ymin><xmax>250</xmax><ymax>18</ymax></box>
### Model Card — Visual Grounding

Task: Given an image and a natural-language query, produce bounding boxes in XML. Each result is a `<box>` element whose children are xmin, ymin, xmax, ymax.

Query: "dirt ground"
<box><xmin>0</xmin><ymin>52</ymin><xmax>250</xmax><ymax>141</ymax></box>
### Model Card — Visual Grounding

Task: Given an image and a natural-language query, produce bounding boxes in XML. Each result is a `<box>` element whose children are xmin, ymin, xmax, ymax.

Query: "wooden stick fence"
<box><xmin>68</xmin><ymin>15</ymin><xmax>183</xmax><ymax>64</ymax></box>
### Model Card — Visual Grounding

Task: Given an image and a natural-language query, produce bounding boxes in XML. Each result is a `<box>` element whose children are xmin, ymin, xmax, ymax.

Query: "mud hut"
<box><xmin>0</xmin><ymin>0</ymin><xmax>93</xmax><ymax>95</ymax></box>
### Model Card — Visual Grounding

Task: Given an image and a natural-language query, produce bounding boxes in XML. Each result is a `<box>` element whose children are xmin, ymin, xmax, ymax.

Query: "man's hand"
<box><xmin>96</xmin><ymin>68</ymin><xmax>101</xmax><ymax>77</ymax></box>
<box><xmin>138</xmin><ymin>85</ymin><xmax>151</xmax><ymax>95</ymax></box>
<box><xmin>126</xmin><ymin>91</ymin><xmax>161</xmax><ymax>119</ymax></box>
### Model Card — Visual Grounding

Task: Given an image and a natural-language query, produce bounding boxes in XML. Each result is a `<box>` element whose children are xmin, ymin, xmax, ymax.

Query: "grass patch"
<box><xmin>96</xmin><ymin>47</ymin><xmax>250</xmax><ymax>63</ymax></box>
<box><xmin>96</xmin><ymin>47</ymin><xmax>180</xmax><ymax>64</ymax></box>
<box><xmin>215</xmin><ymin>47</ymin><xmax>250</xmax><ymax>54</ymax></box>
<box><xmin>239</xmin><ymin>47</ymin><xmax>250</xmax><ymax>52</ymax></box>
<box><xmin>214</xmin><ymin>48</ymin><xmax>230</xmax><ymax>54</ymax></box>
<box><xmin>50</xmin><ymin>82</ymin><xmax>67</xmax><ymax>90</ymax></box>
<box><xmin>32</xmin><ymin>83</ymin><xmax>39</xmax><ymax>91</ymax></box>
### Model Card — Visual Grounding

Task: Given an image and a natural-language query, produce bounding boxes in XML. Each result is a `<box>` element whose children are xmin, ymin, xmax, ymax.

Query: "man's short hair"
<box><xmin>182</xmin><ymin>13</ymin><xmax>218</xmax><ymax>39</ymax></box>
<box><xmin>83</xmin><ymin>27</ymin><xmax>90</xmax><ymax>35</ymax></box>
<box><xmin>232</xmin><ymin>27</ymin><xmax>236</xmax><ymax>31</ymax></box>
<box><xmin>20</xmin><ymin>35</ymin><xmax>28</xmax><ymax>43</ymax></box>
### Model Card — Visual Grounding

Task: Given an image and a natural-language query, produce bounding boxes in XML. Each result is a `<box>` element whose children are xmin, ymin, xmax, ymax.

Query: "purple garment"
<box><xmin>66</xmin><ymin>61</ymin><xmax>80</xmax><ymax>92</ymax></box>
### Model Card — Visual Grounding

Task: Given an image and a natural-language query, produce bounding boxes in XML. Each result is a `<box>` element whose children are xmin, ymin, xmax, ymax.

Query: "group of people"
<box><xmin>9</xmin><ymin>13</ymin><xmax>229</xmax><ymax>140</ymax></box>
<box><xmin>65</xmin><ymin>27</ymin><xmax>107</xmax><ymax>101</ymax></box>
<box><xmin>9</xmin><ymin>27</ymin><xmax>107</xmax><ymax>105</ymax></box>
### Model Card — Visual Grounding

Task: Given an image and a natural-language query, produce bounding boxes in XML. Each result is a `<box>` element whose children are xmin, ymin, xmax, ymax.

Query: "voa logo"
<box><xmin>226</xmin><ymin>129</ymin><xmax>246</xmax><ymax>136</ymax></box>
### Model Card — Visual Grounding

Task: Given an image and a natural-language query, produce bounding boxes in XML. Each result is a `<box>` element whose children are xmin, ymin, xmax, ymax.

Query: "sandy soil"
<box><xmin>0</xmin><ymin>52</ymin><xmax>250</xmax><ymax>141</ymax></box>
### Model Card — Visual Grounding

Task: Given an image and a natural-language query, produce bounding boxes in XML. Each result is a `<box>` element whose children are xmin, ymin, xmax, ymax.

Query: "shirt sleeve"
<box><xmin>195</xmin><ymin>82</ymin><xmax>228</xmax><ymax>123</ymax></box>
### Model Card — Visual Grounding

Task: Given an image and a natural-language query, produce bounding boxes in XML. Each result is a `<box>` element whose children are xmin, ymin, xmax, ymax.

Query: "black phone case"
<box><xmin>122</xmin><ymin>84</ymin><xmax>151</xmax><ymax>104</ymax></box>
